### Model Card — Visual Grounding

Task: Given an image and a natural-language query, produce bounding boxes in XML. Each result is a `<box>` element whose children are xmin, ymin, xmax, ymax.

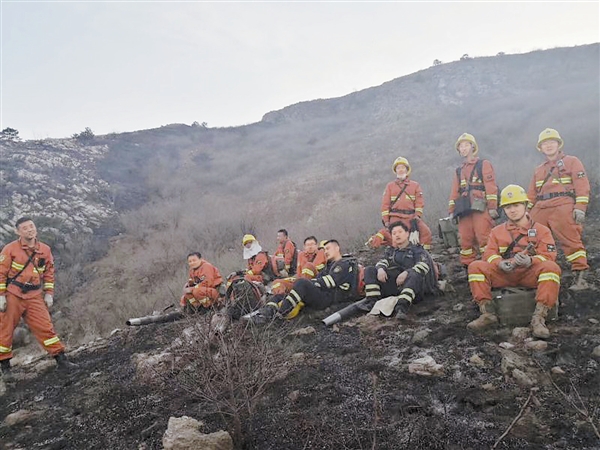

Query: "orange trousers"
<box><xmin>271</xmin><ymin>278</ymin><xmax>295</xmax><ymax>295</ymax></box>
<box><xmin>468</xmin><ymin>260</ymin><xmax>561</xmax><ymax>307</ymax></box>
<box><xmin>530</xmin><ymin>203</ymin><xmax>588</xmax><ymax>271</ymax></box>
<box><xmin>458</xmin><ymin>211</ymin><xmax>494</xmax><ymax>265</ymax></box>
<box><xmin>0</xmin><ymin>292</ymin><xmax>65</xmax><ymax>361</ymax></box>
<box><xmin>180</xmin><ymin>286</ymin><xmax>220</xmax><ymax>308</ymax></box>
<box><xmin>297</xmin><ymin>262</ymin><xmax>319</xmax><ymax>279</ymax></box>
<box><xmin>389</xmin><ymin>216</ymin><xmax>433</xmax><ymax>250</ymax></box>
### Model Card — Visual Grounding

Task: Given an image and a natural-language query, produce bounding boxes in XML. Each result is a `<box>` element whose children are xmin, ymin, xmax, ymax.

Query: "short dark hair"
<box><xmin>187</xmin><ymin>252</ymin><xmax>202</xmax><ymax>259</ymax></box>
<box><xmin>389</xmin><ymin>221</ymin><xmax>409</xmax><ymax>233</ymax></box>
<box><xmin>15</xmin><ymin>217</ymin><xmax>34</xmax><ymax>229</ymax></box>
<box><xmin>304</xmin><ymin>236</ymin><xmax>318</xmax><ymax>244</ymax></box>
<box><xmin>324</xmin><ymin>239</ymin><xmax>339</xmax><ymax>247</ymax></box>
<box><xmin>277</xmin><ymin>229</ymin><xmax>288</xmax><ymax>237</ymax></box>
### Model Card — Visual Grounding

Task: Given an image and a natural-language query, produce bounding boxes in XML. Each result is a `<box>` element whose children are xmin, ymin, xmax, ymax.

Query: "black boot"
<box><xmin>394</xmin><ymin>298</ymin><xmax>412</xmax><ymax>319</ymax></box>
<box><xmin>54</xmin><ymin>353</ymin><xmax>78</xmax><ymax>371</ymax></box>
<box><xmin>1</xmin><ymin>359</ymin><xmax>14</xmax><ymax>383</ymax></box>
<box><xmin>357</xmin><ymin>297</ymin><xmax>379</xmax><ymax>312</ymax></box>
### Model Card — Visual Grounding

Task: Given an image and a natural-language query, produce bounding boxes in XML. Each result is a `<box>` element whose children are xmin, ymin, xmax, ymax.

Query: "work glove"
<box><xmin>498</xmin><ymin>260</ymin><xmax>514</xmax><ymax>273</ymax></box>
<box><xmin>573</xmin><ymin>209</ymin><xmax>585</xmax><ymax>224</ymax></box>
<box><xmin>513</xmin><ymin>252</ymin><xmax>532</xmax><ymax>268</ymax></box>
<box><xmin>0</xmin><ymin>295</ymin><xmax>6</xmax><ymax>312</ymax></box>
<box><xmin>488</xmin><ymin>209</ymin><xmax>499</xmax><ymax>220</ymax></box>
<box><xmin>408</xmin><ymin>230</ymin><xmax>420</xmax><ymax>245</ymax></box>
<box><xmin>44</xmin><ymin>294</ymin><xmax>53</xmax><ymax>309</ymax></box>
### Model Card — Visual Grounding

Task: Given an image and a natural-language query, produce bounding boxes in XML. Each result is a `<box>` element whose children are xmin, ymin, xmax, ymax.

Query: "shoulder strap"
<box><xmin>502</xmin><ymin>233</ymin><xmax>526</xmax><ymax>259</ymax></box>
<box><xmin>390</xmin><ymin>181</ymin><xmax>410</xmax><ymax>209</ymax></box>
<box><xmin>6</xmin><ymin>249</ymin><xmax>36</xmax><ymax>286</ymax></box>
<box><xmin>457</xmin><ymin>162</ymin><xmax>482</xmax><ymax>193</ymax></box>
<box><xmin>536</xmin><ymin>166</ymin><xmax>556</xmax><ymax>193</ymax></box>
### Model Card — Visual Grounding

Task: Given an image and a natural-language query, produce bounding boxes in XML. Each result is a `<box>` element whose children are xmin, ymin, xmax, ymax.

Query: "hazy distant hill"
<box><xmin>1</xmin><ymin>44</ymin><xmax>598</xmax><ymax>338</ymax></box>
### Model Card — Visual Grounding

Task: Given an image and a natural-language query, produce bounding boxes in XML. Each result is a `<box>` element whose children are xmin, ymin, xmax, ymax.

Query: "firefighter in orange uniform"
<box><xmin>449</xmin><ymin>133</ymin><xmax>499</xmax><ymax>266</ymax></box>
<box><xmin>381</xmin><ymin>157</ymin><xmax>433</xmax><ymax>250</ymax></box>
<box><xmin>527</xmin><ymin>128</ymin><xmax>591</xmax><ymax>290</ymax></box>
<box><xmin>365</xmin><ymin>227</ymin><xmax>393</xmax><ymax>249</ymax></box>
<box><xmin>296</xmin><ymin>236</ymin><xmax>326</xmax><ymax>279</ymax></box>
<box><xmin>272</xmin><ymin>229</ymin><xmax>297</xmax><ymax>277</ymax></box>
<box><xmin>467</xmin><ymin>185</ymin><xmax>561</xmax><ymax>338</ymax></box>
<box><xmin>0</xmin><ymin>217</ymin><xmax>77</xmax><ymax>382</ymax></box>
<box><xmin>243</xmin><ymin>234</ymin><xmax>271</xmax><ymax>284</ymax></box>
<box><xmin>180</xmin><ymin>252</ymin><xmax>223</xmax><ymax>312</ymax></box>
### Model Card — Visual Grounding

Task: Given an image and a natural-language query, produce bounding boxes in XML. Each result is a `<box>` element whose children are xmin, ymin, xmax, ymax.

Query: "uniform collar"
<box><xmin>543</xmin><ymin>151</ymin><xmax>565</xmax><ymax>165</ymax></box>
<box><xmin>505</xmin><ymin>216</ymin><xmax>534</xmax><ymax>234</ymax></box>
<box><xmin>19</xmin><ymin>238</ymin><xmax>39</xmax><ymax>251</ymax></box>
<box><xmin>463</xmin><ymin>156</ymin><xmax>480</xmax><ymax>166</ymax></box>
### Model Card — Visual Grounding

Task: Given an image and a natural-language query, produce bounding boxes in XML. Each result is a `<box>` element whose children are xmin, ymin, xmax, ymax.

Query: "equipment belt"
<box><xmin>536</xmin><ymin>191</ymin><xmax>575</xmax><ymax>201</ymax></box>
<box><xmin>9</xmin><ymin>280</ymin><xmax>42</xmax><ymax>292</ymax></box>
<box><xmin>390</xmin><ymin>208</ymin><xmax>416</xmax><ymax>215</ymax></box>
<box><xmin>459</xmin><ymin>185</ymin><xmax>485</xmax><ymax>193</ymax></box>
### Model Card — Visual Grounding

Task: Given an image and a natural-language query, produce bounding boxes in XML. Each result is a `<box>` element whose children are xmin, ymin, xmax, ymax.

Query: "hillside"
<box><xmin>0</xmin><ymin>44</ymin><xmax>598</xmax><ymax>339</ymax></box>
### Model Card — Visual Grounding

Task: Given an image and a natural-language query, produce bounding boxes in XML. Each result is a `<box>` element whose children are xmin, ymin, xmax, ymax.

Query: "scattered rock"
<box><xmin>512</xmin><ymin>327</ymin><xmax>530</xmax><ymax>340</ymax></box>
<box><xmin>469</xmin><ymin>354</ymin><xmax>485</xmax><ymax>368</ymax></box>
<box><xmin>500</xmin><ymin>349</ymin><xmax>529</xmax><ymax>375</ymax></box>
<box><xmin>512</xmin><ymin>368</ymin><xmax>534</xmax><ymax>387</ymax></box>
<box><xmin>287</xmin><ymin>390</ymin><xmax>300</xmax><ymax>402</ymax></box>
<box><xmin>588</xmin><ymin>318</ymin><xmax>599</xmax><ymax>324</ymax></box>
<box><xmin>481</xmin><ymin>383</ymin><xmax>496</xmax><ymax>391</ymax></box>
<box><xmin>525</xmin><ymin>341</ymin><xmax>548</xmax><ymax>352</ymax></box>
<box><xmin>411</xmin><ymin>328</ymin><xmax>431</xmax><ymax>344</ymax></box>
<box><xmin>162</xmin><ymin>416</ymin><xmax>232</xmax><ymax>450</ymax></box>
<box><xmin>0</xmin><ymin>380</ymin><xmax>6</xmax><ymax>397</ymax></box>
<box><xmin>90</xmin><ymin>372</ymin><xmax>102</xmax><ymax>378</ymax></box>
<box><xmin>3</xmin><ymin>409</ymin><xmax>34</xmax><ymax>427</ymax></box>
<box><xmin>332</xmin><ymin>324</ymin><xmax>340</xmax><ymax>333</ymax></box>
<box><xmin>291</xmin><ymin>353</ymin><xmax>305</xmax><ymax>362</ymax></box>
<box><xmin>110</xmin><ymin>328</ymin><xmax>122</xmax><ymax>336</ymax></box>
<box><xmin>291</xmin><ymin>326</ymin><xmax>316</xmax><ymax>336</ymax></box>
<box><xmin>499</xmin><ymin>342</ymin><xmax>515</xmax><ymax>349</ymax></box>
<box><xmin>408</xmin><ymin>355</ymin><xmax>444</xmax><ymax>377</ymax></box>
<box><xmin>592</xmin><ymin>346</ymin><xmax>600</xmax><ymax>358</ymax></box>
<box><xmin>452</xmin><ymin>303</ymin><xmax>464</xmax><ymax>312</ymax></box>
<box><xmin>33</xmin><ymin>359</ymin><xmax>55</xmax><ymax>374</ymax></box>
<box><xmin>551</xmin><ymin>366</ymin><xmax>565</xmax><ymax>375</ymax></box>
<box><xmin>133</xmin><ymin>351</ymin><xmax>174</xmax><ymax>381</ymax></box>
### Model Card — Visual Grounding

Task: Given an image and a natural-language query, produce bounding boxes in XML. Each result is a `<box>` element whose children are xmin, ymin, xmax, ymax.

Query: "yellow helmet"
<box><xmin>242</xmin><ymin>234</ymin><xmax>256</xmax><ymax>245</ymax></box>
<box><xmin>537</xmin><ymin>128</ymin><xmax>563</xmax><ymax>151</ymax></box>
<box><xmin>499</xmin><ymin>184</ymin><xmax>529</xmax><ymax>207</ymax></box>
<box><xmin>319</xmin><ymin>240</ymin><xmax>328</xmax><ymax>249</ymax></box>
<box><xmin>455</xmin><ymin>133</ymin><xmax>479</xmax><ymax>156</ymax></box>
<box><xmin>392</xmin><ymin>156</ymin><xmax>411</xmax><ymax>175</ymax></box>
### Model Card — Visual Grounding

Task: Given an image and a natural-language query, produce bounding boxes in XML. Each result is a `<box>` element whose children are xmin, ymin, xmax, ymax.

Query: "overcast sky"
<box><xmin>1</xmin><ymin>1</ymin><xmax>598</xmax><ymax>140</ymax></box>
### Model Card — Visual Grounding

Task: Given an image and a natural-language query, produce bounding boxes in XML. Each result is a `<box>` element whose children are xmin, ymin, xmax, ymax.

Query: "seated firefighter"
<box><xmin>366</xmin><ymin>227</ymin><xmax>392</xmax><ymax>249</ymax></box>
<box><xmin>180</xmin><ymin>252</ymin><xmax>223</xmax><ymax>312</ymax></box>
<box><xmin>363</xmin><ymin>221</ymin><xmax>440</xmax><ymax>318</ymax></box>
<box><xmin>248</xmin><ymin>240</ymin><xmax>360</xmax><ymax>322</ymax></box>
<box><xmin>467</xmin><ymin>184</ymin><xmax>561</xmax><ymax>338</ymax></box>
<box><xmin>296</xmin><ymin>236</ymin><xmax>326</xmax><ymax>279</ymax></box>
<box><xmin>242</xmin><ymin>234</ymin><xmax>272</xmax><ymax>284</ymax></box>
<box><xmin>271</xmin><ymin>229</ymin><xmax>297</xmax><ymax>277</ymax></box>
<box><xmin>381</xmin><ymin>156</ymin><xmax>433</xmax><ymax>250</ymax></box>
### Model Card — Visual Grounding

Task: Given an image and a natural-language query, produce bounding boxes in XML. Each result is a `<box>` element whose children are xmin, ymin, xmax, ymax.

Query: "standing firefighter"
<box><xmin>467</xmin><ymin>185</ymin><xmax>561</xmax><ymax>338</ymax></box>
<box><xmin>247</xmin><ymin>240</ymin><xmax>359</xmax><ymax>323</ymax></box>
<box><xmin>363</xmin><ymin>221</ymin><xmax>439</xmax><ymax>318</ymax></box>
<box><xmin>180</xmin><ymin>252</ymin><xmax>223</xmax><ymax>312</ymax></box>
<box><xmin>0</xmin><ymin>217</ymin><xmax>77</xmax><ymax>382</ymax></box>
<box><xmin>449</xmin><ymin>133</ymin><xmax>499</xmax><ymax>266</ymax></box>
<box><xmin>381</xmin><ymin>157</ymin><xmax>433</xmax><ymax>250</ymax></box>
<box><xmin>527</xmin><ymin>128</ymin><xmax>591</xmax><ymax>290</ymax></box>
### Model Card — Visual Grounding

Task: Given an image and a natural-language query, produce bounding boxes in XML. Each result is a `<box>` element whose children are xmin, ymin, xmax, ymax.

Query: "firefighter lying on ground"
<box><xmin>527</xmin><ymin>128</ymin><xmax>591</xmax><ymax>291</ymax></box>
<box><xmin>0</xmin><ymin>217</ymin><xmax>77</xmax><ymax>383</ymax></box>
<box><xmin>246</xmin><ymin>240</ymin><xmax>359</xmax><ymax>323</ymax></box>
<box><xmin>448</xmin><ymin>133</ymin><xmax>499</xmax><ymax>267</ymax></box>
<box><xmin>362</xmin><ymin>221</ymin><xmax>440</xmax><ymax>318</ymax></box>
<box><xmin>180</xmin><ymin>252</ymin><xmax>224</xmax><ymax>312</ymax></box>
<box><xmin>381</xmin><ymin>157</ymin><xmax>433</xmax><ymax>250</ymax></box>
<box><xmin>467</xmin><ymin>184</ymin><xmax>561</xmax><ymax>338</ymax></box>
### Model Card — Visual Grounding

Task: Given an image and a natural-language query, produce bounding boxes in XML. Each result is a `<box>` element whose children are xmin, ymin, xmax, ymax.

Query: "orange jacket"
<box><xmin>482</xmin><ymin>219</ymin><xmax>557</xmax><ymax>268</ymax></box>
<box><xmin>0</xmin><ymin>239</ymin><xmax>54</xmax><ymax>299</ymax></box>
<box><xmin>296</xmin><ymin>249</ymin><xmax>326</xmax><ymax>278</ymax></box>
<box><xmin>186</xmin><ymin>260</ymin><xmax>223</xmax><ymax>290</ymax></box>
<box><xmin>247</xmin><ymin>252</ymin><xmax>269</xmax><ymax>277</ymax></box>
<box><xmin>366</xmin><ymin>228</ymin><xmax>393</xmax><ymax>249</ymax></box>
<box><xmin>274</xmin><ymin>239</ymin><xmax>296</xmax><ymax>270</ymax></box>
<box><xmin>448</xmin><ymin>158</ymin><xmax>498</xmax><ymax>214</ymax></box>
<box><xmin>381</xmin><ymin>179</ymin><xmax>424</xmax><ymax>225</ymax></box>
<box><xmin>527</xmin><ymin>152</ymin><xmax>590</xmax><ymax>212</ymax></box>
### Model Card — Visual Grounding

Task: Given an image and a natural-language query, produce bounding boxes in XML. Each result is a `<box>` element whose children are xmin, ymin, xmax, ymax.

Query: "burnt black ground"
<box><xmin>1</xmin><ymin>217</ymin><xmax>600</xmax><ymax>450</ymax></box>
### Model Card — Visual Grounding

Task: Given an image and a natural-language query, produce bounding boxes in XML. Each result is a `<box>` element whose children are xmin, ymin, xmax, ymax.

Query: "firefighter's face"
<box><xmin>244</xmin><ymin>241</ymin><xmax>254</xmax><ymax>249</ymax></box>
<box><xmin>540</xmin><ymin>139</ymin><xmax>560</xmax><ymax>158</ymax></box>
<box><xmin>391</xmin><ymin>225</ymin><xmax>409</xmax><ymax>248</ymax></box>
<box><xmin>504</xmin><ymin>203</ymin><xmax>527</xmax><ymax>222</ymax></box>
<box><xmin>395</xmin><ymin>164</ymin><xmax>408</xmax><ymax>179</ymax></box>
<box><xmin>324</xmin><ymin>242</ymin><xmax>340</xmax><ymax>261</ymax></box>
<box><xmin>187</xmin><ymin>255</ymin><xmax>202</xmax><ymax>269</ymax></box>
<box><xmin>17</xmin><ymin>220</ymin><xmax>37</xmax><ymax>241</ymax></box>
<box><xmin>277</xmin><ymin>232</ymin><xmax>286</xmax><ymax>243</ymax></box>
<box><xmin>304</xmin><ymin>239</ymin><xmax>317</xmax><ymax>254</ymax></box>
<box><xmin>457</xmin><ymin>141</ymin><xmax>474</xmax><ymax>157</ymax></box>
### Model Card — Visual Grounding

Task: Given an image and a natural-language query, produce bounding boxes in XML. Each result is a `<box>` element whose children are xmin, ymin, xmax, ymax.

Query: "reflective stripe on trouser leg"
<box><xmin>467</xmin><ymin>260</ymin><xmax>493</xmax><ymax>304</ymax></box>
<box><xmin>398</xmin><ymin>287</ymin><xmax>415</xmax><ymax>303</ymax></box>
<box><xmin>364</xmin><ymin>283</ymin><xmax>381</xmax><ymax>298</ymax></box>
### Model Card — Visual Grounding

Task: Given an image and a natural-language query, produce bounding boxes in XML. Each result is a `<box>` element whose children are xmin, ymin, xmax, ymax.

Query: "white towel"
<box><xmin>368</xmin><ymin>296</ymin><xmax>399</xmax><ymax>317</ymax></box>
<box><xmin>243</xmin><ymin>241</ymin><xmax>262</xmax><ymax>260</ymax></box>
